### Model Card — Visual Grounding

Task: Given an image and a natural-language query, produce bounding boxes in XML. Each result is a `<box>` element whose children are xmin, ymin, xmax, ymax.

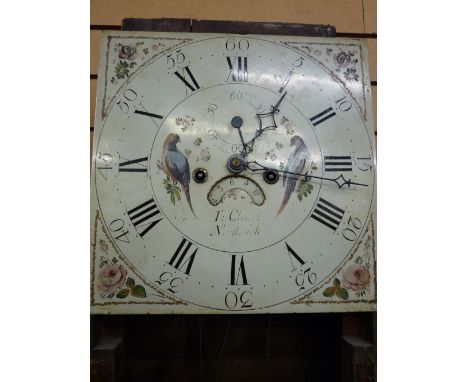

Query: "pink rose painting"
<box><xmin>341</xmin><ymin>264</ymin><xmax>370</xmax><ymax>291</ymax></box>
<box><xmin>333</xmin><ymin>51</ymin><xmax>352</xmax><ymax>70</ymax></box>
<box><xmin>98</xmin><ymin>264</ymin><xmax>127</xmax><ymax>294</ymax></box>
<box><xmin>118</xmin><ymin>45</ymin><xmax>137</xmax><ymax>61</ymax></box>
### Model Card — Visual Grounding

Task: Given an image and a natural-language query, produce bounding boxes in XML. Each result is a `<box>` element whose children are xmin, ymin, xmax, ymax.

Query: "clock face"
<box><xmin>91</xmin><ymin>32</ymin><xmax>376</xmax><ymax>313</ymax></box>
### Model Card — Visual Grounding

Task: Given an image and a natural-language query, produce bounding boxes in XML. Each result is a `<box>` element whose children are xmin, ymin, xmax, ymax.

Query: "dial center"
<box><xmin>226</xmin><ymin>154</ymin><xmax>246</xmax><ymax>174</ymax></box>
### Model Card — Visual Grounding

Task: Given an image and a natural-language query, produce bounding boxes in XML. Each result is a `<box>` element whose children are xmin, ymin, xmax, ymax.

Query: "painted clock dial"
<box><xmin>91</xmin><ymin>32</ymin><xmax>376</xmax><ymax>313</ymax></box>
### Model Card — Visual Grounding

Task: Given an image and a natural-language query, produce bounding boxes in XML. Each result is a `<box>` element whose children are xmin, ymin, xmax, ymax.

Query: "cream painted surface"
<box><xmin>91</xmin><ymin>32</ymin><xmax>376</xmax><ymax>313</ymax></box>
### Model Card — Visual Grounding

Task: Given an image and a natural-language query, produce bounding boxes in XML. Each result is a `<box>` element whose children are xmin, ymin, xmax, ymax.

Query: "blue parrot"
<box><xmin>162</xmin><ymin>133</ymin><xmax>195</xmax><ymax>216</ymax></box>
<box><xmin>277</xmin><ymin>135</ymin><xmax>310</xmax><ymax>216</ymax></box>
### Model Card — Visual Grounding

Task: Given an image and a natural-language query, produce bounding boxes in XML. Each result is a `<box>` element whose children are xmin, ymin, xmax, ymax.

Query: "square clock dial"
<box><xmin>91</xmin><ymin>31</ymin><xmax>376</xmax><ymax>314</ymax></box>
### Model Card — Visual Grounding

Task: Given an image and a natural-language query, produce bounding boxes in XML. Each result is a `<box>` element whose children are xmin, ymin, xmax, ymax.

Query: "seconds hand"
<box><xmin>230</xmin><ymin>116</ymin><xmax>250</xmax><ymax>156</ymax></box>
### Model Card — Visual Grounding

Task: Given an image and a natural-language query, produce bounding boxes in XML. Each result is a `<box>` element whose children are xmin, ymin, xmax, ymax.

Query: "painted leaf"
<box><xmin>126</xmin><ymin>278</ymin><xmax>135</xmax><ymax>287</ymax></box>
<box><xmin>336</xmin><ymin>287</ymin><xmax>349</xmax><ymax>300</ymax></box>
<box><xmin>131</xmin><ymin>285</ymin><xmax>146</xmax><ymax>298</ymax></box>
<box><xmin>323</xmin><ymin>287</ymin><xmax>336</xmax><ymax>297</ymax></box>
<box><xmin>116</xmin><ymin>288</ymin><xmax>130</xmax><ymax>299</ymax></box>
<box><xmin>333</xmin><ymin>278</ymin><xmax>341</xmax><ymax>288</ymax></box>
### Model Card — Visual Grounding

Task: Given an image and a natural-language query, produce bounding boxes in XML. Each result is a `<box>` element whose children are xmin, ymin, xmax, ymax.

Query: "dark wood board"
<box><xmin>122</xmin><ymin>18</ymin><xmax>336</xmax><ymax>37</ymax></box>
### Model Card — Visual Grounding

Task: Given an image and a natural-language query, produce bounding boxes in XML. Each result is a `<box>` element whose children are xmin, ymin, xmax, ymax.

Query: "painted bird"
<box><xmin>162</xmin><ymin>133</ymin><xmax>195</xmax><ymax>216</ymax></box>
<box><xmin>277</xmin><ymin>135</ymin><xmax>310</xmax><ymax>216</ymax></box>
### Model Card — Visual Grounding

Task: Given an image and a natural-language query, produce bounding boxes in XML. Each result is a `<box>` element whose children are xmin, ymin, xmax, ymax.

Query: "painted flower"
<box><xmin>119</xmin><ymin>45</ymin><xmax>138</xmax><ymax>61</ymax></box>
<box><xmin>264</xmin><ymin>150</ymin><xmax>277</xmax><ymax>161</ymax></box>
<box><xmin>341</xmin><ymin>264</ymin><xmax>370</xmax><ymax>291</ymax></box>
<box><xmin>280</xmin><ymin>116</ymin><xmax>295</xmax><ymax>135</ymax></box>
<box><xmin>98</xmin><ymin>264</ymin><xmax>127</xmax><ymax>294</ymax></box>
<box><xmin>364</xmin><ymin>235</ymin><xmax>372</xmax><ymax>251</ymax></box>
<box><xmin>296</xmin><ymin>178</ymin><xmax>313</xmax><ymax>201</ymax></box>
<box><xmin>333</xmin><ymin>51</ymin><xmax>352</xmax><ymax>70</ymax></box>
<box><xmin>176</xmin><ymin>116</ymin><xmax>195</xmax><ymax>132</ymax></box>
<box><xmin>152</xmin><ymin>43</ymin><xmax>163</xmax><ymax>51</ymax></box>
<box><xmin>98</xmin><ymin>239</ymin><xmax>108</xmax><ymax>252</ymax></box>
<box><xmin>115</xmin><ymin>60</ymin><xmax>136</xmax><ymax>79</ymax></box>
<box><xmin>344</xmin><ymin>68</ymin><xmax>359</xmax><ymax>82</ymax></box>
<box><xmin>200</xmin><ymin>148</ymin><xmax>211</xmax><ymax>162</ymax></box>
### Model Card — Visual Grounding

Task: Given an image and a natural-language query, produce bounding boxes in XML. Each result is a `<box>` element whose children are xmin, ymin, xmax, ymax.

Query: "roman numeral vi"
<box><xmin>230</xmin><ymin>255</ymin><xmax>248</xmax><ymax>285</ymax></box>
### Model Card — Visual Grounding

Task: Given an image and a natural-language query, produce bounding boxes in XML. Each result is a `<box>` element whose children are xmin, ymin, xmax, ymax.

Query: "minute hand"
<box><xmin>246</xmin><ymin>161</ymin><xmax>368</xmax><ymax>189</ymax></box>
